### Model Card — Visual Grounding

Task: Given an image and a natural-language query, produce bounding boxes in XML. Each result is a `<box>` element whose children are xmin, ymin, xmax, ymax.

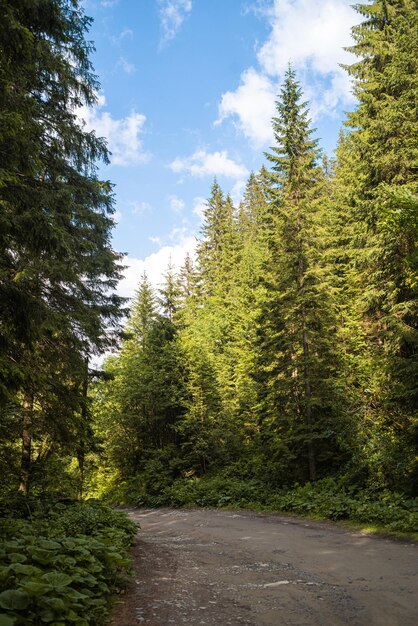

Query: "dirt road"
<box><xmin>111</xmin><ymin>508</ymin><xmax>418</xmax><ymax>626</ymax></box>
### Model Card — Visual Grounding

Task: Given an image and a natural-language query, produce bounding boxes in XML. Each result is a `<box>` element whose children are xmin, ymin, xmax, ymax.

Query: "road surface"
<box><xmin>110</xmin><ymin>507</ymin><xmax>418</xmax><ymax>626</ymax></box>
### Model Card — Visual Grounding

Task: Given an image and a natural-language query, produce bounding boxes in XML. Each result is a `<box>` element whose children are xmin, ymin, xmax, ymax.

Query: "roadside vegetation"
<box><xmin>96</xmin><ymin>473</ymin><xmax>418</xmax><ymax>540</ymax></box>
<box><xmin>0</xmin><ymin>497</ymin><xmax>137</xmax><ymax>625</ymax></box>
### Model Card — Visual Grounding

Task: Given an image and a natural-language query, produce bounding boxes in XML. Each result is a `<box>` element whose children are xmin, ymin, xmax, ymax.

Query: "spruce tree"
<box><xmin>227</xmin><ymin>171</ymin><xmax>272</xmax><ymax>447</ymax></box>
<box><xmin>0</xmin><ymin>0</ymin><xmax>124</xmax><ymax>398</ymax></box>
<box><xmin>128</xmin><ymin>272</ymin><xmax>157</xmax><ymax>345</ymax></box>
<box><xmin>345</xmin><ymin>0</ymin><xmax>418</xmax><ymax>406</ymax></box>
<box><xmin>94</xmin><ymin>273</ymin><xmax>186</xmax><ymax>483</ymax></box>
<box><xmin>257</xmin><ymin>67</ymin><xmax>345</xmax><ymax>484</ymax></box>
<box><xmin>0</xmin><ymin>0</ymin><xmax>125</xmax><ymax>491</ymax></box>
<box><xmin>196</xmin><ymin>181</ymin><xmax>238</xmax><ymax>298</ymax></box>
<box><xmin>336</xmin><ymin>0</ymin><xmax>418</xmax><ymax>491</ymax></box>
<box><xmin>159</xmin><ymin>259</ymin><xmax>181</xmax><ymax>322</ymax></box>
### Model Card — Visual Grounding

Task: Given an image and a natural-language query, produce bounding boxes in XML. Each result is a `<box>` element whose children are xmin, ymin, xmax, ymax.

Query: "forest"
<box><xmin>0</xmin><ymin>0</ymin><xmax>417</xmax><ymax>624</ymax></box>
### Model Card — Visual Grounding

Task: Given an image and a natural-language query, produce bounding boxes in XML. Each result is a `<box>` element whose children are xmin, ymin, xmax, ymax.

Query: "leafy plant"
<box><xmin>0</xmin><ymin>501</ymin><xmax>137</xmax><ymax>625</ymax></box>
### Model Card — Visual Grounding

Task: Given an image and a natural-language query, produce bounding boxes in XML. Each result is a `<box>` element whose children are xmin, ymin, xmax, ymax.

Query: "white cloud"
<box><xmin>117</xmin><ymin>235</ymin><xmax>197</xmax><ymax>300</ymax></box>
<box><xmin>192</xmin><ymin>196</ymin><xmax>206</xmax><ymax>221</ymax></box>
<box><xmin>158</xmin><ymin>0</ymin><xmax>192</xmax><ymax>48</ymax></box>
<box><xmin>216</xmin><ymin>0</ymin><xmax>360</xmax><ymax>147</ymax></box>
<box><xmin>168</xmin><ymin>225</ymin><xmax>189</xmax><ymax>242</ymax></box>
<box><xmin>149</xmin><ymin>236</ymin><xmax>162</xmax><ymax>245</ymax></box>
<box><xmin>117</xmin><ymin>57</ymin><xmax>136</xmax><ymax>74</ymax></box>
<box><xmin>304</xmin><ymin>71</ymin><xmax>356</xmax><ymax>121</ymax></box>
<box><xmin>130</xmin><ymin>200</ymin><xmax>152</xmax><ymax>215</ymax></box>
<box><xmin>216</xmin><ymin>67</ymin><xmax>276</xmax><ymax>148</ymax></box>
<box><xmin>169</xmin><ymin>194</ymin><xmax>185</xmax><ymax>212</ymax></box>
<box><xmin>257</xmin><ymin>0</ymin><xmax>357</xmax><ymax>78</ymax></box>
<box><xmin>114</xmin><ymin>28</ymin><xmax>133</xmax><ymax>42</ymax></box>
<box><xmin>112</xmin><ymin>210</ymin><xmax>123</xmax><ymax>223</ymax></box>
<box><xmin>169</xmin><ymin>149</ymin><xmax>248</xmax><ymax>180</ymax></box>
<box><xmin>78</xmin><ymin>95</ymin><xmax>149</xmax><ymax>166</ymax></box>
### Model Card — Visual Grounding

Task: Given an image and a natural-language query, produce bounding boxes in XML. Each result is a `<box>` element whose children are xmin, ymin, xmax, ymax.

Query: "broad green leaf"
<box><xmin>73</xmin><ymin>573</ymin><xmax>96</xmax><ymax>587</ymax></box>
<box><xmin>38</xmin><ymin>540</ymin><xmax>61</xmax><ymax>551</ymax></box>
<box><xmin>60</xmin><ymin>556</ymin><xmax>76</xmax><ymax>567</ymax></box>
<box><xmin>0</xmin><ymin>589</ymin><xmax>30</xmax><ymax>610</ymax></box>
<box><xmin>7</xmin><ymin>554</ymin><xmax>27</xmax><ymax>564</ymax></box>
<box><xmin>0</xmin><ymin>567</ymin><xmax>11</xmax><ymax>582</ymax></box>
<box><xmin>20</xmin><ymin>582</ymin><xmax>52</xmax><ymax>596</ymax></box>
<box><xmin>65</xmin><ymin>610</ymin><xmax>81</xmax><ymax>622</ymax></box>
<box><xmin>40</xmin><ymin>597</ymin><xmax>66</xmax><ymax>611</ymax></box>
<box><xmin>39</xmin><ymin>609</ymin><xmax>55</xmax><ymax>623</ymax></box>
<box><xmin>29</xmin><ymin>549</ymin><xmax>56</xmax><ymax>565</ymax></box>
<box><xmin>65</xmin><ymin>589</ymin><xmax>89</xmax><ymax>601</ymax></box>
<box><xmin>11</xmin><ymin>564</ymin><xmax>41</xmax><ymax>576</ymax></box>
<box><xmin>41</xmin><ymin>572</ymin><xmax>72</xmax><ymax>588</ymax></box>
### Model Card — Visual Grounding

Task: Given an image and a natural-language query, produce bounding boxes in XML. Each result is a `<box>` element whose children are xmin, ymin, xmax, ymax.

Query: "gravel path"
<box><xmin>110</xmin><ymin>508</ymin><xmax>418</xmax><ymax>626</ymax></box>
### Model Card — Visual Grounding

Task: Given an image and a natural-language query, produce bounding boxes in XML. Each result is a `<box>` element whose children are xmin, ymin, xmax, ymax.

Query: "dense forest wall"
<box><xmin>91</xmin><ymin>1</ymin><xmax>418</xmax><ymax>504</ymax></box>
<box><xmin>0</xmin><ymin>0</ymin><xmax>417</xmax><ymax>510</ymax></box>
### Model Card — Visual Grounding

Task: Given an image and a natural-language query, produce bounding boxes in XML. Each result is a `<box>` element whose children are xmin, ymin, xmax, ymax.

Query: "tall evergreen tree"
<box><xmin>257</xmin><ymin>67</ymin><xmax>345</xmax><ymax>484</ymax></box>
<box><xmin>226</xmin><ymin>171</ymin><xmax>272</xmax><ymax>445</ymax></box>
<box><xmin>335</xmin><ymin>0</ymin><xmax>418</xmax><ymax>491</ymax></box>
<box><xmin>0</xmin><ymin>0</ymin><xmax>124</xmax><ymax>380</ymax></box>
<box><xmin>92</xmin><ymin>271</ymin><xmax>187</xmax><ymax>492</ymax></box>
<box><xmin>0</xmin><ymin>0</ymin><xmax>125</xmax><ymax>492</ymax></box>
<box><xmin>159</xmin><ymin>259</ymin><xmax>181</xmax><ymax>322</ymax></box>
<box><xmin>128</xmin><ymin>272</ymin><xmax>157</xmax><ymax>345</ymax></box>
<box><xmin>196</xmin><ymin>181</ymin><xmax>238</xmax><ymax>297</ymax></box>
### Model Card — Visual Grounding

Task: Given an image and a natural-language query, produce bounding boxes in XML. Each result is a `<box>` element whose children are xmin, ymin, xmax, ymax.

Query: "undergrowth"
<box><xmin>0</xmin><ymin>496</ymin><xmax>137</xmax><ymax>625</ymax></box>
<box><xmin>115</xmin><ymin>474</ymin><xmax>418</xmax><ymax>538</ymax></box>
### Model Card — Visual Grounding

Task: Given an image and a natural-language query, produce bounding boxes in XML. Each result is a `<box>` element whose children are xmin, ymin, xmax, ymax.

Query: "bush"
<box><xmin>268</xmin><ymin>479</ymin><xmax>418</xmax><ymax>533</ymax></box>
<box><xmin>0</xmin><ymin>500</ymin><xmax>138</xmax><ymax>625</ymax></box>
<box><xmin>124</xmin><ymin>471</ymin><xmax>418</xmax><ymax>535</ymax></box>
<box><xmin>134</xmin><ymin>474</ymin><xmax>270</xmax><ymax>509</ymax></box>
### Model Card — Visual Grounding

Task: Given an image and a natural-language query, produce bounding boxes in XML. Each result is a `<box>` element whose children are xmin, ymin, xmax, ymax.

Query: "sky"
<box><xmin>80</xmin><ymin>0</ymin><xmax>363</xmax><ymax>300</ymax></box>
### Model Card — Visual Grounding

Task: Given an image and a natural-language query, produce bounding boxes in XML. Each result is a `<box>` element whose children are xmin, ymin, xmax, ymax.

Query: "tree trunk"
<box><xmin>77</xmin><ymin>446</ymin><xmax>85</xmax><ymax>502</ymax></box>
<box><xmin>297</xmin><ymin>222</ymin><xmax>316</xmax><ymax>482</ymax></box>
<box><xmin>19</xmin><ymin>393</ymin><xmax>34</xmax><ymax>495</ymax></box>
<box><xmin>77</xmin><ymin>358</ymin><xmax>89</xmax><ymax>501</ymax></box>
<box><xmin>302</xmin><ymin>314</ymin><xmax>316</xmax><ymax>481</ymax></box>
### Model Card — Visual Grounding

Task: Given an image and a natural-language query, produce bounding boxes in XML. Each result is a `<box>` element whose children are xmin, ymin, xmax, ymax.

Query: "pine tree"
<box><xmin>196</xmin><ymin>181</ymin><xmax>238</xmax><ymax>297</ymax></box>
<box><xmin>159</xmin><ymin>259</ymin><xmax>181</xmax><ymax>322</ymax></box>
<box><xmin>335</xmin><ymin>0</ymin><xmax>418</xmax><ymax>491</ymax></box>
<box><xmin>94</xmin><ymin>273</ymin><xmax>186</xmax><ymax>482</ymax></box>
<box><xmin>178</xmin><ymin>253</ymin><xmax>197</xmax><ymax>305</ymax></box>
<box><xmin>177</xmin><ymin>182</ymin><xmax>247</xmax><ymax>472</ymax></box>
<box><xmin>128</xmin><ymin>272</ymin><xmax>157</xmax><ymax>346</ymax></box>
<box><xmin>345</xmin><ymin>0</ymin><xmax>418</xmax><ymax>404</ymax></box>
<box><xmin>225</xmin><ymin>170</ymin><xmax>272</xmax><ymax>445</ymax></box>
<box><xmin>0</xmin><ymin>0</ymin><xmax>125</xmax><ymax>492</ymax></box>
<box><xmin>257</xmin><ymin>67</ymin><xmax>345</xmax><ymax>484</ymax></box>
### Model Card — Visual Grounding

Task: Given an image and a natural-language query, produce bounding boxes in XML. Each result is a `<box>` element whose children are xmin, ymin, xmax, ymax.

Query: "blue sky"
<box><xmin>80</xmin><ymin>0</ymin><xmax>362</xmax><ymax>298</ymax></box>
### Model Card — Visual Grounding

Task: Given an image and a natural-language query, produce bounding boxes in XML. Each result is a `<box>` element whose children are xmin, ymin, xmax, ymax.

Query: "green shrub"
<box><xmin>268</xmin><ymin>479</ymin><xmax>418</xmax><ymax>533</ymax></box>
<box><xmin>125</xmin><ymin>471</ymin><xmax>418</xmax><ymax>535</ymax></box>
<box><xmin>0</xmin><ymin>501</ymin><xmax>138</xmax><ymax>625</ymax></box>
